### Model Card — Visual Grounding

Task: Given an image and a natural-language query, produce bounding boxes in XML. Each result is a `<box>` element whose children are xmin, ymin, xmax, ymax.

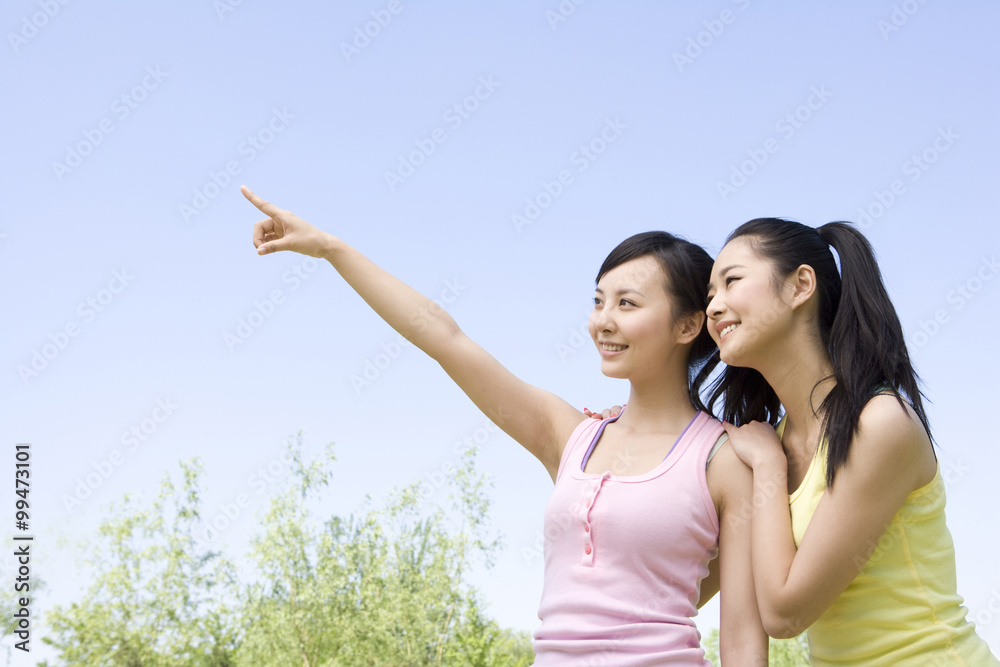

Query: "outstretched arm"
<box><xmin>723</xmin><ymin>396</ymin><xmax>936</xmax><ymax>637</ymax></box>
<box><xmin>244</xmin><ymin>186</ymin><xmax>585</xmax><ymax>479</ymax></box>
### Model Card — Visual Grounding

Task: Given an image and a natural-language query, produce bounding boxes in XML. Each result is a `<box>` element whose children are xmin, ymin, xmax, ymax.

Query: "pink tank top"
<box><xmin>532</xmin><ymin>410</ymin><xmax>723</xmax><ymax>665</ymax></box>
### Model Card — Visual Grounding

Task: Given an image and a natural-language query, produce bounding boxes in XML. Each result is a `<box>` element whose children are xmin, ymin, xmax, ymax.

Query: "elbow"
<box><xmin>427</xmin><ymin>305</ymin><xmax>461</xmax><ymax>337</ymax></box>
<box><xmin>761</xmin><ymin>609</ymin><xmax>810</xmax><ymax>639</ymax></box>
<box><xmin>412</xmin><ymin>308</ymin><xmax>461</xmax><ymax>353</ymax></box>
<box><xmin>435</xmin><ymin>318</ymin><xmax>464</xmax><ymax>348</ymax></box>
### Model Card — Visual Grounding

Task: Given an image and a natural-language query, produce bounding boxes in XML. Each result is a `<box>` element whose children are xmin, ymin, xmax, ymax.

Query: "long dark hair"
<box><xmin>597</xmin><ymin>231</ymin><xmax>719</xmax><ymax>412</ymax></box>
<box><xmin>706</xmin><ymin>218</ymin><xmax>931</xmax><ymax>485</ymax></box>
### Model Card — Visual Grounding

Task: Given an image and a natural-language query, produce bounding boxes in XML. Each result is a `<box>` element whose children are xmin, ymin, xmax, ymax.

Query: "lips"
<box><xmin>715</xmin><ymin>321</ymin><xmax>740</xmax><ymax>340</ymax></box>
<box><xmin>598</xmin><ymin>342</ymin><xmax>628</xmax><ymax>358</ymax></box>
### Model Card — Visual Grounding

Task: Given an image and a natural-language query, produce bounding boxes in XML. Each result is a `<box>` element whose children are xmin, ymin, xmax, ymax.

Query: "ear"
<box><xmin>675</xmin><ymin>310</ymin><xmax>704</xmax><ymax>345</ymax></box>
<box><xmin>787</xmin><ymin>264</ymin><xmax>818</xmax><ymax>310</ymax></box>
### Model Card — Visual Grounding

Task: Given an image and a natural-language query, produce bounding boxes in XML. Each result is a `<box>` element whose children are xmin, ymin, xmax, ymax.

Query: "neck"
<box><xmin>756</xmin><ymin>331</ymin><xmax>834</xmax><ymax>449</ymax></box>
<box><xmin>617</xmin><ymin>367</ymin><xmax>698</xmax><ymax>434</ymax></box>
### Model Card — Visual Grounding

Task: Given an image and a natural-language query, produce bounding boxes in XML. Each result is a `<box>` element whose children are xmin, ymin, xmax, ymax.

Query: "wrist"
<box><xmin>319</xmin><ymin>233</ymin><xmax>343</xmax><ymax>261</ymax></box>
<box><xmin>753</xmin><ymin>449</ymin><xmax>787</xmax><ymax>473</ymax></box>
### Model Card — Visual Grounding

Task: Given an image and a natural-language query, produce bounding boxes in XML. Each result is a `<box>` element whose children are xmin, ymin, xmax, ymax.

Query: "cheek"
<box><xmin>631</xmin><ymin>314</ymin><xmax>673</xmax><ymax>350</ymax></box>
<box><xmin>742</xmin><ymin>288</ymin><xmax>783</xmax><ymax>330</ymax></box>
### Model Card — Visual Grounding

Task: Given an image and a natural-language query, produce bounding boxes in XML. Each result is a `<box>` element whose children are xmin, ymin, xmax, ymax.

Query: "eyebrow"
<box><xmin>594</xmin><ymin>287</ymin><xmax>645</xmax><ymax>297</ymax></box>
<box><xmin>706</xmin><ymin>264</ymin><xmax>746</xmax><ymax>291</ymax></box>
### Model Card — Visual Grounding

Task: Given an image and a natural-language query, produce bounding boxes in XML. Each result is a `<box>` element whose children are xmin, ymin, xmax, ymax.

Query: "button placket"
<box><xmin>580</xmin><ymin>472</ymin><xmax>611</xmax><ymax>566</ymax></box>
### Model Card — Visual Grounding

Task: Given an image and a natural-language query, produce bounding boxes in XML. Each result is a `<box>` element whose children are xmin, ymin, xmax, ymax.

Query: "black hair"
<box><xmin>596</xmin><ymin>231</ymin><xmax>720</xmax><ymax>412</ymax></box>
<box><xmin>707</xmin><ymin>218</ymin><xmax>931</xmax><ymax>486</ymax></box>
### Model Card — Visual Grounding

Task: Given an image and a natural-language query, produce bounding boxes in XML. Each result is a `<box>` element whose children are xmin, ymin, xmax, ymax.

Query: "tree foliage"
<box><xmin>42</xmin><ymin>435</ymin><xmax>532</xmax><ymax>666</ymax></box>
<box><xmin>42</xmin><ymin>459</ymin><xmax>239</xmax><ymax>666</ymax></box>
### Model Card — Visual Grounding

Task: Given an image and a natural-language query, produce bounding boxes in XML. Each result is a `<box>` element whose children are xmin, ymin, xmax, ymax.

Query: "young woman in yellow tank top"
<box><xmin>704</xmin><ymin>219</ymin><xmax>999</xmax><ymax>665</ymax></box>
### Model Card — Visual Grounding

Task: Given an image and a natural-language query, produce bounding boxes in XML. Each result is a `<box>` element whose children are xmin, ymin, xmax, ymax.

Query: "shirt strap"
<box><xmin>705</xmin><ymin>432</ymin><xmax>728</xmax><ymax>468</ymax></box>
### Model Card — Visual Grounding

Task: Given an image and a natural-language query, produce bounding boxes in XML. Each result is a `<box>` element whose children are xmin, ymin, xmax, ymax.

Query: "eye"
<box><xmin>725</xmin><ymin>276</ymin><xmax>740</xmax><ymax>286</ymax></box>
<box><xmin>593</xmin><ymin>297</ymin><xmax>603</xmax><ymax>307</ymax></box>
<box><xmin>619</xmin><ymin>299</ymin><xmax>636</xmax><ymax>307</ymax></box>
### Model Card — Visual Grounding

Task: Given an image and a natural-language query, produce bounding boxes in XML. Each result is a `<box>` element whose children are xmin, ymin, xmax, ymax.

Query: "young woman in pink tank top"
<box><xmin>241</xmin><ymin>186</ymin><xmax>766</xmax><ymax>664</ymax></box>
<box><xmin>704</xmin><ymin>219</ymin><xmax>998</xmax><ymax>665</ymax></box>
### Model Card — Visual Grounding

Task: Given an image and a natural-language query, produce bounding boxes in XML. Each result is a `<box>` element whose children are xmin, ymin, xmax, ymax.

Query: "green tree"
<box><xmin>42</xmin><ymin>460</ymin><xmax>240</xmax><ymax>666</ymax></box>
<box><xmin>233</xmin><ymin>439</ymin><xmax>532</xmax><ymax>666</ymax></box>
<box><xmin>703</xmin><ymin>627</ymin><xmax>811</xmax><ymax>666</ymax></box>
<box><xmin>42</xmin><ymin>435</ymin><xmax>532</xmax><ymax>666</ymax></box>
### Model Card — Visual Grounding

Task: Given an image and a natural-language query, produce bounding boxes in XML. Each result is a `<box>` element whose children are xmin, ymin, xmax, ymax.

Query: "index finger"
<box><xmin>241</xmin><ymin>185</ymin><xmax>281</xmax><ymax>218</ymax></box>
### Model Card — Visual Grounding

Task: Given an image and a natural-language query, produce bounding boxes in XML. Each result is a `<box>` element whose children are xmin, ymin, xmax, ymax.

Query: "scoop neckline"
<box><xmin>778</xmin><ymin>417</ymin><xmax>824</xmax><ymax>502</ymax></box>
<box><xmin>573</xmin><ymin>409</ymin><xmax>703</xmax><ymax>483</ymax></box>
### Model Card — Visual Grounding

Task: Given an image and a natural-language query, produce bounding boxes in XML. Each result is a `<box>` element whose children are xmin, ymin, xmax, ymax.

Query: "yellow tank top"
<box><xmin>782</xmin><ymin>419</ymin><xmax>999</xmax><ymax>666</ymax></box>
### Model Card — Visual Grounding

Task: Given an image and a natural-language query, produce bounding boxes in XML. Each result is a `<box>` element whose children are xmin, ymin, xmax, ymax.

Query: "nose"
<box><xmin>706</xmin><ymin>293</ymin><xmax>723</xmax><ymax>321</ymax></box>
<box><xmin>589</xmin><ymin>303</ymin><xmax>615</xmax><ymax>334</ymax></box>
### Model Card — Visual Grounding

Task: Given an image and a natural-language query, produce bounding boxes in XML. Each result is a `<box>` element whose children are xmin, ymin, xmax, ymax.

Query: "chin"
<box><xmin>599</xmin><ymin>364</ymin><xmax>628</xmax><ymax>380</ymax></box>
<box><xmin>718</xmin><ymin>346</ymin><xmax>743</xmax><ymax>367</ymax></box>
<box><xmin>720</xmin><ymin>350</ymin><xmax>760</xmax><ymax>373</ymax></box>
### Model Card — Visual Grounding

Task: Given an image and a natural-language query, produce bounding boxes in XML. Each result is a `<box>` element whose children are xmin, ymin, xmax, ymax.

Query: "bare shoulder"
<box><xmin>848</xmin><ymin>393</ymin><xmax>935</xmax><ymax>488</ymax></box>
<box><xmin>855</xmin><ymin>393</ymin><xmax>931</xmax><ymax>457</ymax></box>
<box><xmin>706</xmin><ymin>439</ymin><xmax>753</xmax><ymax>511</ymax></box>
<box><xmin>707</xmin><ymin>439</ymin><xmax>751</xmax><ymax>479</ymax></box>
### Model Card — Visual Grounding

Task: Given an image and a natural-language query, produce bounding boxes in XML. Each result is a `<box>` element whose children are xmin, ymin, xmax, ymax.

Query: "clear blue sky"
<box><xmin>3</xmin><ymin>1</ymin><xmax>999</xmax><ymax>663</ymax></box>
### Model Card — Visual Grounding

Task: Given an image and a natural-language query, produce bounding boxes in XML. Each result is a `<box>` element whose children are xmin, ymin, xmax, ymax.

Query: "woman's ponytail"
<box><xmin>815</xmin><ymin>222</ymin><xmax>931</xmax><ymax>485</ymax></box>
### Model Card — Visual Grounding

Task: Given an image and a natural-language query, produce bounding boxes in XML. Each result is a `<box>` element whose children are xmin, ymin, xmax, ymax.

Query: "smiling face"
<box><xmin>588</xmin><ymin>255</ymin><xmax>695</xmax><ymax>382</ymax></box>
<box><xmin>706</xmin><ymin>237</ymin><xmax>796</xmax><ymax>368</ymax></box>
